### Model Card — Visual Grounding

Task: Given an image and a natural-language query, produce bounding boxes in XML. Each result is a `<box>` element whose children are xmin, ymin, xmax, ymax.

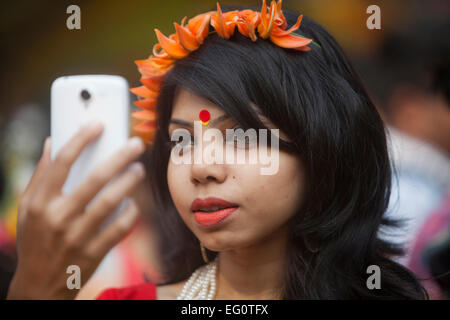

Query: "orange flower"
<box><xmin>273</xmin><ymin>0</ymin><xmax>287</xmax><ymax>29</ymax></box>
<box><xmin>130</xmin><ymin>85</ymin><xmax>159</xmax><ymax>99</ymax></box>
<box><xmin>135</xmin><ymin>59</ymin><xmax>172</xmax><ymax>78</ymax></box>
<box><xmin>133</xmin><ymin>120</ymin><xmax>157</xmax><ymax>143</ymax></box>
<box><xmin>154</xmin><ymin>29</ymin><xmax>189</xmax><ymax>59</ymax></box>
<box><xmin>133</xmin><ymin>98</ymin><xmax>157</xmax><ymax>111</ymax></box>
<box><xmin>132</xmin><ymin>110</ymin><xmax>156</xmax><ymax>121</ymax></box>
<box><xmin>140</xmin><ymin>76</ymin><xmax>163</xmax><ymax>92</ymax></box>
<box><xmin>270</xmin><ymin>15</ymin><xmax>312</xmax><ymax>51</ymax></box>
<box><xmin>235</xmin><ymin>10</ymin><xmax>260</xmax><ymax>41</ymax></box>
<box><xmin>186</xmin><ymin>12</ymin><xmax>213</xmax><ymax>44</ymax></box>
<box><xmin>174</xmin><ymin>12</ymin><xmax>212</xmax><ymax>51</ymax></box>
<box><xmin>259</xmin><ymin>0</ymin><xmax>312</xmax><ymax>51</ymax></box>
<box><xmin>257</xmin><ymin>0</ymin><xmax>276</xmax><ymax>39</ymax></box>
<box><xmin>210</xmin><ymin>3</ymin><xmax>238</xmax><ymax>39</ymax></box>
<box><xmin>130</xmin><ymin>0</ymin><xmax>314</xmax><ymax>145</ymax></box>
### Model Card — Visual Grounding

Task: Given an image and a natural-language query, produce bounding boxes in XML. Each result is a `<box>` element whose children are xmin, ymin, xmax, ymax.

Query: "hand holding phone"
<box><xmin>7</xmin><ymin>75</ymin><xmax>148</xmax><ymax>299</ymax></box>
<box><xmin>8</xmin><ymin>122</ymin><xmax>147</xmax><ymax>299</ymax></box>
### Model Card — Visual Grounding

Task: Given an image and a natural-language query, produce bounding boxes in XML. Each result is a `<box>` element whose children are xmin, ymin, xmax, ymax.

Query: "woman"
<box><xmin>8</xmin><ymin>1</ymin><xmax>427</xmax><ymax>299</ymax></box>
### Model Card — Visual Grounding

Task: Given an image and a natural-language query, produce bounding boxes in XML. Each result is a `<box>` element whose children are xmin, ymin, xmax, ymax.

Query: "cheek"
<box><xmin>241</xmin><ymin>154</ymin><xmax>304</xmax><ymax>224</ymax></box>
<box><xmin>167</xmin><ymin>162</ymin><xmax>191</xmax><ymax>214</ymax></box>
<box><xmin>167</xmin><ymin>162</ymin><xmax>176</xmax><ymax>196</ymax></box>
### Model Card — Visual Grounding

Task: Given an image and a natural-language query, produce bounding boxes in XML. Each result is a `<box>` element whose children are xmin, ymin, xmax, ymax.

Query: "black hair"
<box><xmin>144</xmin><ymin>5</ymin><xmax>427</xmax><ymax>299</ymax></box>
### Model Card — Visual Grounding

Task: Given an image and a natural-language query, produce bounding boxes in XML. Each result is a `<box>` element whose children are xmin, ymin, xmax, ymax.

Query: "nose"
<box><xmin>190</xmin><ymin>163</ymin><xmax>227</xmax><ymax>185</ymax></box>
<box><xmin>190</xmin><ymin>137</ymin><xmax>227</xmax><ymax>185</ymax></box>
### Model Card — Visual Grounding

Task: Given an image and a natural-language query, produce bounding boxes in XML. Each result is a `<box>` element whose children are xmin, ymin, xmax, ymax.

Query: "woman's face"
<box><xmin>167</xmin><ymin>88</ymin><xmax>306</xmax><ymax>252</ymax></box>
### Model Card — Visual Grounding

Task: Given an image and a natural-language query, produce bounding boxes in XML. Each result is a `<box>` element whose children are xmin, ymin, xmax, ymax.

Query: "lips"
<box><xmin>191</xmin><ymin>197</ymin><xmax>238</xmax><ymax>212</ymax></box>
<box><xmin>191</xmin><ymin>197</ymin><xmax>239</xmax><ymax>226</ymax></box>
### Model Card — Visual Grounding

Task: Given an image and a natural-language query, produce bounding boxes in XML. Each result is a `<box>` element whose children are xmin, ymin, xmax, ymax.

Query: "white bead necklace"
<box><xmin>176</xmin><ymin>257</ymin><xmax>218</xmax><ymax>300</ymax></box>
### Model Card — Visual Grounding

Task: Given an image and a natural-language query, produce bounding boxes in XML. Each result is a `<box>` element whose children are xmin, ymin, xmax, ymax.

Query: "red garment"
<box><xmin>96</xmin><ymin>282</ymin><xmax>157</xmax><ymax>300</ymax></box>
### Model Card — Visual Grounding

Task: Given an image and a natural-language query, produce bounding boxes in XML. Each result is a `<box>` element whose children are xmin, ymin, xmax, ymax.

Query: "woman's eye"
<box><xmin>226</xmin><ymin>126</ymin><xmax>257</xmax><ymax>146</ymax></box>
<box><xmin>167</xmin><ymin>134</ymin><xmax>194</xmax><ymax>149</ymax></box>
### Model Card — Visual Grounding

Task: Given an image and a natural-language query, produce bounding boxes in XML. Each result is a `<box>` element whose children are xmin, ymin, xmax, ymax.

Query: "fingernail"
<box><xmin>44</xmin><ymin>136</ymin><xmax>50</xmax><ymax>149</ymax></box>
<box><xmin>84</xmin><ymin>120</ymin><xmax>103</xmax><ymax>132</ymax></box>
<box><xmin>42</xmin><ymin>136</ymin><xmax>51</xmax><ymax>155</ymax></box>
<box><xmin>128</xmin><ymin>137</ymin><xmax>144</xmax><ymax>152</ymax></box>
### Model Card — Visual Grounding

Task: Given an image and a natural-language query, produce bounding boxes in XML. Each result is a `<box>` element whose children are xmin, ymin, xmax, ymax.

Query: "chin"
<box><xmin>198</xmin><ymin>234</ymin><xmax>235</xmax><ymax>252</ymax></box>
<box><xmin>200</xmin><ymin>233</ymin><xmax>255</xmax><ymax>253</ymax></box>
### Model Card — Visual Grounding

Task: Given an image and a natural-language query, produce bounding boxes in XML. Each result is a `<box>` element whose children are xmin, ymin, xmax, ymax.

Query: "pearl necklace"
<box><xmin>176</xmin><ymin>258</ymin><xmax>218</xmax><ymax>300</ymax></box>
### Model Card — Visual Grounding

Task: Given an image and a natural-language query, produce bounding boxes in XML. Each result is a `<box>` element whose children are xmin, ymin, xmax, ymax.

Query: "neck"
<box><xmin>214</xmin><ymin>226</ymin><xmax>288</xmax><ymax>300</ymax></box>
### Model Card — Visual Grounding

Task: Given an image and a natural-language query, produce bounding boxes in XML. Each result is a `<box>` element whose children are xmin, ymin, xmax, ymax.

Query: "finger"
<box><xmin>69</xmin><ymin>161</ymin><xmax>145</xmax><ymax>240</ymax></box>
<box><xmin>85</xmin><ymin>198</ymin><xmax>140</xmax><ymax>259</ymax></box>
<box><xmin>42</xmin><ymin>121</ymin><xmax>104</xmax><ymax>197</ymax></box>
<box><xmin>21</xmin><ymin>137</ymin><xmax>52</xmax><ymax>201</ymax></box>
<box><xmin>64</xmin><ymin>136</ymin><xmax>145</xmax><ymax>216</ymax></box>
<box><xmin>18</xmin><ymin>137</ymin><xmax>52</xmax><ymax>224</ymax></box>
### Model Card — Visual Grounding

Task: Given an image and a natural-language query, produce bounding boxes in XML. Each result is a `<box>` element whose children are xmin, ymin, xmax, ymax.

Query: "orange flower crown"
<box><xmin>130</xmin><ymin>0</ymin><xmax>318</xmax><ymax>145</ymax></box>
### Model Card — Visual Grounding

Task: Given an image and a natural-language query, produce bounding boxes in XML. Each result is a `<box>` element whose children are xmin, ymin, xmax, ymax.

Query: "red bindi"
<box><xmin>199</xmin><ymin>109</ymin><xmax>210</xmax><ymax>123</ymax></box>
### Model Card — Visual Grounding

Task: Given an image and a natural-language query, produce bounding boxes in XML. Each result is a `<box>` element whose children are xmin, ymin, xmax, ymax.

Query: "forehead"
<box><xmin>171</xmin><ymin>87</ymin><xmax>224</xmax><ymax>120</ymax></box>
<box><xmin>169</xmin><ymin>86</ymin><xmax>279</xmax><ymax>131</ymax></box>
<box><xmin>169</xmin><ymin>87</ymin><xmax>290</xmax><ymax>141</ymax></box>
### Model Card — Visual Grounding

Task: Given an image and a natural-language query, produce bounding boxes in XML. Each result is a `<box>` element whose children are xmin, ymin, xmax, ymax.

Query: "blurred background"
<box><xmin>0</xmin><ymin>0</ymin><xmax>449</xmax><ymax>299</ymax></box>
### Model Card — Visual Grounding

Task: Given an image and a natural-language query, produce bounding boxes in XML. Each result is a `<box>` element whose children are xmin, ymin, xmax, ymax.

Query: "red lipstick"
<box><xmin>191</xmin><ymin>197</ymin><xmax>239</xmax><ymax>226</ymax></box>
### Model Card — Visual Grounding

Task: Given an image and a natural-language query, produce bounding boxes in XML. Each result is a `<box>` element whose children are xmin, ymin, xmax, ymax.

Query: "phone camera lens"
<box><xmin>81</xmin><ymin>89</ymin><xmax>91</xmax><ymax>100</ymax></box>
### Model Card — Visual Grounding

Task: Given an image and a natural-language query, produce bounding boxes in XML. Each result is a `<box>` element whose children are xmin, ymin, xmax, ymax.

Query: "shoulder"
<box><xmin>96</xmin><ymin>282</ymin><xmax>157</xmax><ymax>300</ymax></box>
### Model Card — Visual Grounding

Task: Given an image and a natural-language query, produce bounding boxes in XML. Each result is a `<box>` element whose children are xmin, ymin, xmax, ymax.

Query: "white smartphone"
<box><xmin>51</xmin><ymin>75</ymin><xmax>131</xmax><ymax>222</ymax></box>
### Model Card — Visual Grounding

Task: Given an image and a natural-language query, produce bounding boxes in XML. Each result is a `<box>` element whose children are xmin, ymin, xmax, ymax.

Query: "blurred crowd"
<box><xmin>0</xmin><ymin>0</ymin><xmax>449</xmax><ymax>299</ymax></box>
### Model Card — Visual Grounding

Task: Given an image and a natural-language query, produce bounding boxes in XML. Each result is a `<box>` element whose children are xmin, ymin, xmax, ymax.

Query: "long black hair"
<box><xmin>143</xmin><ymin>4</ymin><xmax>427</xmax><ymax>299</ymax></box>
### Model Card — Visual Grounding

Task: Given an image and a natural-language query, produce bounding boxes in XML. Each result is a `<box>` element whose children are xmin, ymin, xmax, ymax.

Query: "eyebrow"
<box><xmin>169</xmin><ymin>113</ymin><xmax>231</xmax><ymax>128</ymax></box>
